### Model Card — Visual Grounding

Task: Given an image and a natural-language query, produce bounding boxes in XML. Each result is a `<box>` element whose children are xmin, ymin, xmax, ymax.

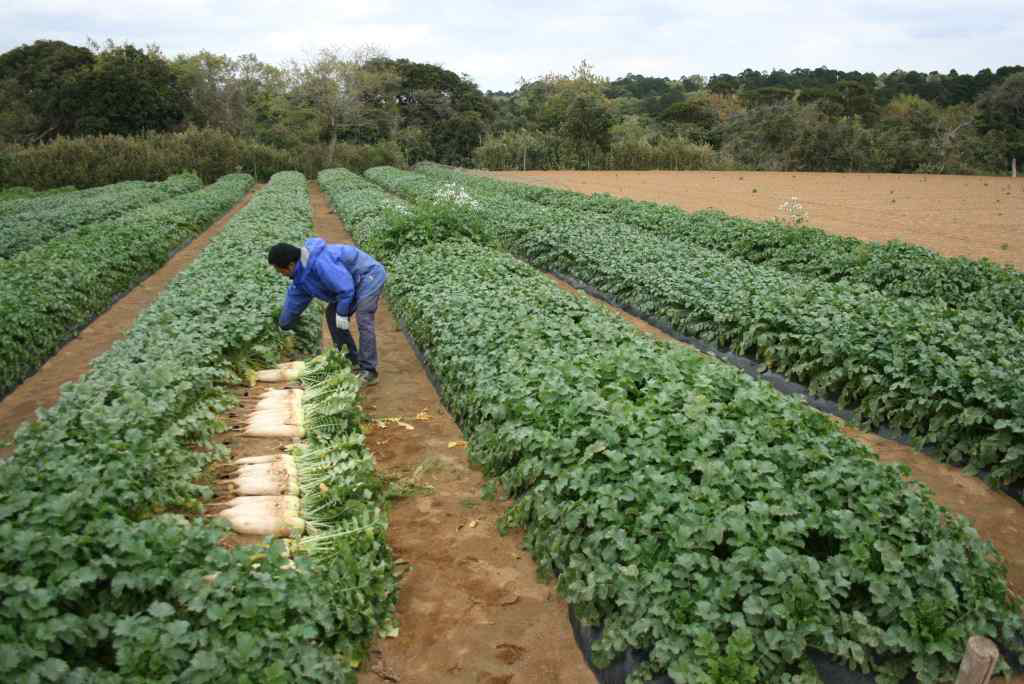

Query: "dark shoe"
<box><xmin>357</xmin><ymin>370</ymin><xmax>379</xmax><ymax>386</ymax></box>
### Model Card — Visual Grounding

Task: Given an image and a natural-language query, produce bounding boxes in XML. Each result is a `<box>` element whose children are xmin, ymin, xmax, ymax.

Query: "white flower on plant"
<box><xmin>432</xmin><ymin>182</ymin><xmax>480</xmax><ymax>209</ymax></box>
<box><xmin>779</xmin><ymin>196</ymin><xmax>809</xmax><ymax>226</ymax></box>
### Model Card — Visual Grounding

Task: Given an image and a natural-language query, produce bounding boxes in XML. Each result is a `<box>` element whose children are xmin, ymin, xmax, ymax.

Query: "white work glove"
<box><xmin>335</xmin><ymin>313</ymin><xmax>350</xmax><ymax>331</ymax></box>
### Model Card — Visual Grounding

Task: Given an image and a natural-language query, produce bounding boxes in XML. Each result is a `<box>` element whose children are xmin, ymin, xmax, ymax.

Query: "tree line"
<box><xmin>484</xmin><ymin>62</ymin><xmax>1023</xmax><ymax>173</ymax></box>
<box><xmin>1</xmin><ymin>39</ymin><xmax>1021</xmax><ymax>183</ymax></box>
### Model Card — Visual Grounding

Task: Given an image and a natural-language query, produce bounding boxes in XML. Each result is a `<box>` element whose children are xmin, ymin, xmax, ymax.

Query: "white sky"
<box><xmin>2</xmin><ymin>0</ymin><xmax>1022</xmax><ymax>92</ymax></box>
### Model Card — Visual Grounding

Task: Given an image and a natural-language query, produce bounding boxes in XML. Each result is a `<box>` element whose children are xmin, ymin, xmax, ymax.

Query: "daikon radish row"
<box><xmin>243</xmin><ymin>423</ymin><xmax>304</xmax><ymax>438</ymax></box>
<box><xmin>252</xmin><ymin>361</ymin><xmax>306</xmax><ymax>383</ymax></box>
<box><xmin>254</xmin><ymin>388</ymin><xmax>301</xmax><ymax>410</ymax></box>
<box><xmin>246</xmin><ymin>400</ymin><xmax>302</xmax><ymax>425</ymax></box>
<box><xmin>225</xmin><ymin>458</ymin><xmax>300</xmax><ymax>496</ymax></box>
<box><xmin>235</xmin><ymin>454</ymin><xmax>284</xmax><ymax>465</ymax></box>
<box><xmin>243</xmin><ymin>388</ymin><xmax>304</xmax><ymax>436</ymax></box>
<box><xmin>218</xmin><ymin>495</ymin><xmax>304</xmax><ymax>538</ymax></box>
<box><xmin>244</xmin><ymin>387</ymin><xmax>303</xmax><ymax>436</ymax></box>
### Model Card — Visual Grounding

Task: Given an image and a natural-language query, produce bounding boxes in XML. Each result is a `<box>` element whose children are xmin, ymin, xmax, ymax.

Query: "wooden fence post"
<box><xmin>954</xmin><ymin>636</ymin><xmax>999</xmax><ymax>684</ymax></box>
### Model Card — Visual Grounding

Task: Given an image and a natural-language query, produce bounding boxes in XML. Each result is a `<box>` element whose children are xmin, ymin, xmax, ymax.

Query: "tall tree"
<box><xmin>365</xmin><ymin>57</ymin><xmax>493</xmax><ymax>164</ymax></box>
<box><xmin>562</xmin><ymin>92</ymin><xmax>613</xmax><ymax>150</ymax></box>
<box><xmin>976</xmin><ymin>72</ymin><xmax>1024</xmax><ymax>170</ymax></box>
<box><xmin>73</xmin><ymin>42</ymin><xmax>186</xmax><ymax>135</ymax></box>
<box><xmin>0</xmin><ymin>40</ymin><xmax>94</xmax><ymax>140</ymax></box>
<box><xmin>288</xmin><ymin>46</ymin><xmax>389</xmax><ymax>164</ymax></box>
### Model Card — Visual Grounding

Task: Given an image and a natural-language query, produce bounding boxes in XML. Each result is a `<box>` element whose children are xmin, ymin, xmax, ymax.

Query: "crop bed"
<box><xmin>0</xmin><ymin>173</ymin><xmax>202</xmax><ymax>259</ymax></box>
<box><xmin>364</xmin><ymin>166</ymin><xmax>1024</xmax><ymax>488</ymax></box>
<box><xmin>421</xmin><ymin>163</ymin><xmax>1024</xmax><ymax>327</ymax></box>
<box><xmin>321</xmin><ymin>167</ymin><xmax>1024</xmax><ymax>684</ymax></box>
<box><xmin>0</xmin><ymin>173</ymin><xmax>254</xmax><ymax>399</ymax></box>
<box><xmin>0</xmin><ymin>172</ymin><xmax>392</xmax><ymax>682</ymax></box>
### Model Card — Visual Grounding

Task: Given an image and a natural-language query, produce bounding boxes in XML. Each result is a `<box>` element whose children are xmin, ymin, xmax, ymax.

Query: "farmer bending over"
<box><xmin>268</xmin><ymin>238</ymin><xmax>388</xmax><ymax>385</ymax></box>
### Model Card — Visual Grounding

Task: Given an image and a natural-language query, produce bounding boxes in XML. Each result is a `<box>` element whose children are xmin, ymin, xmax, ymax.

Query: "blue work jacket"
<box><xmin>278</xmin><ymin>238</ymin><xmax>387</xmax><ymax>329</ymax></box>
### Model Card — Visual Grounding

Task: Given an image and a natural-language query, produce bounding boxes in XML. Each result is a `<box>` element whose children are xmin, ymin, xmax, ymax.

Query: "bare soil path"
<box><xmin>486</xmin><ymin>170</ymin><xmax>1024</xmax><ymax>269</ymax></box>
<box><xmin>309</xmin><ymin>183</ymin><xmax>592</xmax><ymax>684</ymax></box>
<box><xmin>0</xmin><ymin>190</ymin><xmax>259</xmax><ymax>449</ymax></box>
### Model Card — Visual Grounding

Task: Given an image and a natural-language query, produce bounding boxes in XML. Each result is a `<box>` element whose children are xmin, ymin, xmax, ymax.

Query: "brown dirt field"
<box><xmin>0</xmin><ymin>189</ymin><xmax>259</xmax><ymax>449</ymax></box>
<box><xmin>485</xmin><ymin>170</ymin><xmax>1024</xmax><ymax>270</ymax></box>
<box><xmin>310</xmin><ymin>183</ymin><xmax>592</xmax><ymax>684</ymax></box>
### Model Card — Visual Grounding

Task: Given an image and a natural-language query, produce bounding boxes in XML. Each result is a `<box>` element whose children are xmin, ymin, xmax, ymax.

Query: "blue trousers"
<box><xmin>325</xmin><ymin>291</ymin><xmax>382</xmax><ymax>373</ymax></box>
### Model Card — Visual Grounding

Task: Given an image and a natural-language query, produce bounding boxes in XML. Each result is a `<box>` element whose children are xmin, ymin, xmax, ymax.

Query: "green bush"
<box><xmin>472</xmin><ymin>129</ymin><xmax>728</xmax><ymax>171</ymax></box>
<box><xmin>0</xmin><ymin>127</ymin><xmax>405</xmax><ymax>188</ymax></box>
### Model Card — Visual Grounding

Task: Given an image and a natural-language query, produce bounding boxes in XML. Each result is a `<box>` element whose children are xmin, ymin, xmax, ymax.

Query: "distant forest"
<box><xmin>1</xmin><ymin>39</ymin><xmax>1022</xmax><ymax>184</ymax></box>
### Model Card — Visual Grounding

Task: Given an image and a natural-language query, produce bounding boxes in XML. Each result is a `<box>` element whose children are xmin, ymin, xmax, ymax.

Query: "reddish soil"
<box><xmin>0</xmin><ymin>189</ymin><xmax>259</xmax><ymax>448</ymax></box>
<box><xmin>485</xmin><ymin>170</ymin><xmax>1024</xmax><ymax>269</ymax></box>
<box><xmin>310</xmin><ymin>184</ymin><xmax>592</xmax><ymax>684</ymax></box>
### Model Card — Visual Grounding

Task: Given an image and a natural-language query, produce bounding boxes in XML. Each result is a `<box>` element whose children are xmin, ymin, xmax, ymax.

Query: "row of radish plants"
<box><xmin>0</xmin><ymin>172</ymin><xmax>254</xmax><ymax>399</ymax></box>
<box><xmin>0</xmin><ymin>185</ymin><xmax>100</xmax><ymax>216</ymax></box>
<box><xmin>0</xmin><ymin>173</ymin><xmax>203</xmax><ymax>259</ymax></box>
<box><xmin>320</xmin><ymin>166</ymin><xmax>1023</xmax><ymax>684</ymax></box>
<box><xmin>415</xmin><ymin>162</ymin><xmax>1024</xmax><ymax>328</ymax></box>
<box><xmin>364</xmin><ymin>165</ymin><xmax>1024</xmax><ymax>487</ymax></box>
<box><xmin>0</xmin><ymin>171</ymin><xmax>394</xmax><ymax>683</ymax></box>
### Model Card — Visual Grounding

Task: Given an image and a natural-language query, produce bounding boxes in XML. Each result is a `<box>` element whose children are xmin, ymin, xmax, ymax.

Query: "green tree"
<box><xmin>73</xmin><ymin>42</ymin><xmax>186</xmax><ymax>135</ymax></box>
<box><xmin>976</xmin><ymin>71</ymin><xmax>1024</xmax><ymax>169</ymax></box>
<box><xmin>740</xmin><ymin>86</ymin><xmax>794</xmax><ymax>107</ymax></box>
<box><xmin>287</xmin><ymin>46</ymin><xmax>389</xmax><ymax>165</ymax></box>
<box><xmin>561</xmin><ymin>92</ymin><xmax>614</xmax><ymax>150</ymax></box>
<box><xmin>0</xmin><ymin>40</ymin><xmax>94</xmax><ymax>140</ymax></box>
<box><xmin>874</xmin><ymin>94</ymin><xmax>943</xmax><ymax>171</ymax></box>
<box><xmin>364</xmin><ymin>57</ymin><xmax>493</xmax><ymax>164</ymax></box>
<box><xmin>835</xmin><ymin>80</ymin><xmax>879</xmax><ymax>123</ymax></box>
<box><xmin>708</xmin><ymin>73</ymin><xmax>739</xmax><ymax>95</ymax></box>
<box><xmin>0</xmin><ymin>78</ymin><xmax>41</xmax><ymax>142</ymax></box>
<box><xmin>170</xmin><ymin>51</ymin><xmax>286</xmax><ymax>138</ymax></box>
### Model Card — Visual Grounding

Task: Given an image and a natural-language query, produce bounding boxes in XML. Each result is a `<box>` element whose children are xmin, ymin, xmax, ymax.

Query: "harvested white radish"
<box><xmin>229</xmin><ymin>460</ymin><xmax>299</xmax><ymax>495</ymax></box>
<box><xmin>243</xmin><ymin>423</ymin><xmax>304</xmax><ymax>438</ymax></box>
<box><xmin>255</xmin><ymin>389</ymin><xmax>296</xmax><ymax>411</ymax></box>
<box><xmin>222</xmin><ymin>494</ymin><xmax>300</xmax><ymax>511</ymax></box>
<box><xmin>230</xmin><ymin>477</ymin><xmax>298</xmax><ymax>497</ymax></box>
<box><xmin>253</xmin><ymin>362</ymin><xmax>306</xmax><ymax>383</ymax></box>
<box><xmin>219</xmin><ymin>495</ymin><xmax>304</xmax><ymax>537</ymax></box>
<box><xmin>235</xmin><ymin>454</ymin><xmax>282</xmax><ymax>465</ymax></box>
<box><xmin>221</xmin><ymin>511</ymin><xmax>305</xmax><ymax>537</ymax></box>
<box><xmin>246</xmin><ymin>410</ymin><xmax>291</xmax><ymax>425</ymax></box>
<box><xmin>235</xmin><ymin>460</ymin><xmax>298</xmax><ymax>479</ymax></box>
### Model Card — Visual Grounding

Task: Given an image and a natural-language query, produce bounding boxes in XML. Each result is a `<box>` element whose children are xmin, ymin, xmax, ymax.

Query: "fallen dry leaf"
<box><xmin>447</xmin><ymin>440</ymin><xmax>467</xmax><ymax>449</ymax></box>
<box><xmin>396</xmin><ymin>421</ymin><xmax>415</xmax><ymax>431</ymax></box>
<box><xmin>415</xmin><ymin>410</ymin><xmax>431</xmax><ymax>421</ymax></box>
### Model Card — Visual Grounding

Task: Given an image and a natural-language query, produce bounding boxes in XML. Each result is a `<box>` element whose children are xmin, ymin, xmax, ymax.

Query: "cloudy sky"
<box><xmin>3</xmin><ymin>0</ymin><xmax>1022</xmax><ymax>91</ymax></box>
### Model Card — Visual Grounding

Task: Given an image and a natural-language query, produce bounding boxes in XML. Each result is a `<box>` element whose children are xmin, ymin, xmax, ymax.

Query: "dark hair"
<box><xmin>268</xmin><ymin>243</ymin><xmax>301</xmax><ymax>268</ymax></box>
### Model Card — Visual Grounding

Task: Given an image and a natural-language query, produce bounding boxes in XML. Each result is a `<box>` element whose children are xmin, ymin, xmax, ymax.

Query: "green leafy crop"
<box><xmin>415</xmin><ymin>162</ymin><xmax>1024</xmax><ymax>328</ymax></box>
<box><xmin>0</xmin><ymin>173</ymin><xmax>202</xmax><ymax>258</ymax></box>
<box><xmin>321</xmin><ymin>166</ymin><xmax>1024</xmax><ymax>684</ymax></box>
<box><xmin>0</xmin><ymin>173</ymin><xmax>254</xmax><ymax>398</ymax></box>
<box><xmin>0</xmin><ymin>172</ymin><xmax>387</xmax><ymax>682</ymax></box>
<box><xmin>367</xmin><ymin>165</ymin><xmax>1024</xmax><ymax>486</ymax></box>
